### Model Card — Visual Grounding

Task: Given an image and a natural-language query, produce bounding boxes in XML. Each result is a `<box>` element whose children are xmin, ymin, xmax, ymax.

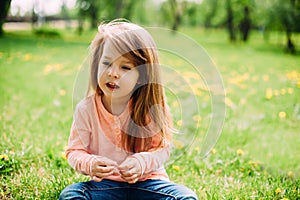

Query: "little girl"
<box><xmin>59</xmin><ymin>20</ymin><xmax>198</xmax><ymax>200</ymax></box>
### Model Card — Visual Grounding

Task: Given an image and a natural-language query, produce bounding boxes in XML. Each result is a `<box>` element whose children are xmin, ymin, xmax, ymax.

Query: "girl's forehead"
<box><xmin>102</xmin><ymin>41</ymin><xmax>123</xmax><ymax>59</ymax></box>
<box><xmin>102</xmin><ymin>42</ymin><xmax>132</xmax><ymax>62</ymax></box>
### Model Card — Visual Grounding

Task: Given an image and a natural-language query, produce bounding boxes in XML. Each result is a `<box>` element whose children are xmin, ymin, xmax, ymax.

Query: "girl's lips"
<box><xmin>106</xmin><ymin>82</ymin><xmax>120</xmax><ymax>90</ymax></box>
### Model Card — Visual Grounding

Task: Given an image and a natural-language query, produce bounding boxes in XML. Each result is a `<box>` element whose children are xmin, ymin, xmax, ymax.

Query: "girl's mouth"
<box><xmin>106</xmin><ymin>82</ymin><xmax>120</xmax><ymax>90</ymax></box>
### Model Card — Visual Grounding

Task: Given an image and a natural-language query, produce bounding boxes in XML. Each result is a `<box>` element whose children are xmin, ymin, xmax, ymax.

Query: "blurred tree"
<box><xmin>61</xmin><ymin>0</ymin><xmax>71</xmax><ymax>29</ymax></box>
<box><xmin>170</xmin><ymin>0</ymin><xmax>183</xmax><ymax>31</ymax></box>
<box><xmin>160</xmin><ymin>0</ymin><xmax>187</xmax><ymax>31</ymax></box>
<box><xmin>223</xmin><ymin>0</ymin><xmax>254</xmax><ymax>42</ymax></box>
<box><xmin>0</xmin><ymin>0</ymin><xmax>11</xmax><ymax>36</ymax></box>
<box><xmin>226</xmin><ymin>0</ymin><xmax>236</xmax><ymax>42</ymax></box>
<box><xmin>122</xmin><ymin>0</ymin><xmax>134</xmax><ymax>20</ymax></box>
<box><xmin>77</xmin><ymin>0</ymin><xmax>101</xmax><ymax>31</ymax></box>
<box><xmin>76</xmin><ymin>0</ymin><xmax>139</xmax><ymax>33</ymax></box>
<box><xmin>269</xmin><ymin>0</ymin><xmax>300</xmax><ymax>53</ymax></box>
<box><xmin>184</xmin><ymin>2</ymin><xmax>198</xmax><ymax>26</ymax></box>
<box><xmin>238</xmin><ymin>6</ymin><xmax>251</xmax><ymax>42</ymax></box>
<box><xmin>203</xmin><ymin>0</ymin><xmax>219</xmax><ymax>28</ymax></box>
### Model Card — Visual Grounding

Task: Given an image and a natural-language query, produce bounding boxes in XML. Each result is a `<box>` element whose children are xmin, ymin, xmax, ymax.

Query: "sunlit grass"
<box><xmin>0</xmin><ymin>28</ymin><xmax>299</xmax><ymax>199</ymax></box>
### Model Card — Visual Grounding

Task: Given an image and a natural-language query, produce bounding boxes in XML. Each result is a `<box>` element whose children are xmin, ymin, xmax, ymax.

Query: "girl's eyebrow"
<box><xmin>102</xmin><ymin>55</ymin><xmax>133</xmax><ymax>64</ymax></box>
<box><xmin>102</xmin><ymin>55</ymin><xmax>111</xmax><ymax>60</ymax></box>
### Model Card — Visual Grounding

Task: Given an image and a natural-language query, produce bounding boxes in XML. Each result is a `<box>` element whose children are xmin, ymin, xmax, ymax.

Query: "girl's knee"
<box><xmin>175</xmin><ymin>184</ymin><xmax>198</xmax><ymax>200</ymax></box>
<box><xmin>59</xmin><ymin>183</ymin><xmax>86</xmax><ymax>200</ymax></box>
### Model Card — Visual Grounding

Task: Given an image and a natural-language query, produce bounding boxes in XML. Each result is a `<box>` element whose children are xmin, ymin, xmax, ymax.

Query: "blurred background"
<box><xmin>0</xmin><ymin>0</ymin><xmax>299</xmax><ymax>198</ymax></box>
<box><xmin>1</xmin><ymin>0</ymin><xmax>300</xmax><ymax>53</ymax></box>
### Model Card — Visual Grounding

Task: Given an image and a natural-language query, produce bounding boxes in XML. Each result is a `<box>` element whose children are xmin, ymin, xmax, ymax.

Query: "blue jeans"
<box><xmin>59</xmin><ymin>179</ymin><xmax>198</xmax><ymax>200</ymax></box>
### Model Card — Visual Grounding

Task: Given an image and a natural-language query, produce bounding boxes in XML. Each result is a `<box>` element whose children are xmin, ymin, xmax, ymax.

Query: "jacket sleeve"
<box><xmin>131</xmin><ymin>145</ymin><xmax>170</xmax><ymax>175</ymax></box>
<box><xmin>131</xmin><ymin>105</ymin><xmax>173</xmax><ymax>176</ymax></box>
<box><xmin>65</xmin><ymin>103</ymin><xmax>95</xmax><ymax>176</ymax></box>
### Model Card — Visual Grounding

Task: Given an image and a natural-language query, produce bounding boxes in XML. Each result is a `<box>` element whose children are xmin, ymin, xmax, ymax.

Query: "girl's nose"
<box><xmin>108</xmin><ymin>66</ymin><xmax>120</xmax><ymax>79</ymax></box>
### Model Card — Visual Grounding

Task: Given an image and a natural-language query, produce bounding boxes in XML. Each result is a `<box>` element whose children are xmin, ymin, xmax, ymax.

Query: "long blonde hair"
<box><xmin>88</xmin><ymin>20</ymin><xmax>172</xmax><ymax>152</ymax></box>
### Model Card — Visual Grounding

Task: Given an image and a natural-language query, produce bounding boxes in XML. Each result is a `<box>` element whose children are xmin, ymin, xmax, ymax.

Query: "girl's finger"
<box><xmin>119</xmin><ymin>158</ymin><xmax>138</xmax><ymax>171</ymax></box>
<box><xmin>120</xmin><ymin>166</ymin><xmax>140</xmax><ymax>176</ymax></box>
<box><xmin>92</xmin><ymin>176</ymin><xmax>103</xmax><ymax>182</ymax></box>
<box><xmin>95</xmin><ymin>166</ymin><xmax>115</xmax><ymax>173</ymax></box>
<box><xmin>94</xmin><ymin>170</ymin><xmax>114</xmax><ymax>178</ymax></box>
<box><xmin>124</xmin><ymin>174</ymin><xmax>140</xmax><ymax>184</ymax></box>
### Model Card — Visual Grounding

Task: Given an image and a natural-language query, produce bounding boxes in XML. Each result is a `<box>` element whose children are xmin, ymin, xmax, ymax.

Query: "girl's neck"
<box><xmin>101</xmin><ymin>95</ymin><xmax>129</xmax><ymax>116</ymax></box>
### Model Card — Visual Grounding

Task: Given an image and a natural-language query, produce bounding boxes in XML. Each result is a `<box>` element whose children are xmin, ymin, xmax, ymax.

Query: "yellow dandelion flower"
<box><xmin>23</xmin><ymin>53</ymin><xmax>32</xmax><ymax>61</ymax></box>
<box><xmin>172</xmin><ymin>101</ymin><xmax>179</xmax><ymax>108</ymax></box>
<box><xmin>262</xmin><ymin>75</ymin><xmax>269</xmax><ymax>82</ymax></box>
<box><xmin>173</xmin><ymin>140</ymin><xmax>184</xmax><ymax>150</ymax></box>
<box><xmin>0</xmin><ymin>154</ymin><xmax>8</xmax><ymax>160</ymax></box>
<box><xmin>274</xmin><ymin>90</ymin><xmax>280</xmax><ymax>96</ymax></box>
<box><xmin>278</xmin><ymin>111</ymin><xmax>286</xmax><ymax>119</ymax></box>
<box><xmin>211</xmin><ymin>148</ymin><xmax>217</xmax><ymax>154</ymax></box>
<box><xmin>297</xmin><ymin>80</ymin><xmax>300</xmax><ymax>88</ymax></box>
<box><xmin>43</xmin><ymin>63</ymin><xmax>63</xmax><ymax>75</ymax></box>
<box><xmin>172</xmin><ymin>165</ymin><xmax>181</xmax><ymax>171</ymax></box>
<box><xmin>286</xmin><ymin>70</ymin><xmax>298</xmax><ymax>80</ymax></box>
<box><xmin>280</xmin><ymin>88</ymin><xmax>286</xmax><ymax>95</ymax></box>
<box><xmin>192</xmin><ymin>115</ymin><xmax>201</xmax><ymax>122</ymax></box>
<box><xmin>248</xmin><ymin>160</ymin><xmax>258</xmax><ymax>167</ymax></box>
<box><xmin>287</xmin><ymin>88</ymin><xmax>294</xmax><ymax>94</ymax></box>
<box><xmin>237</xmin><ymin>149</ymin><xmax>244</xmax><ymax>156</ymax></box>
<box><xmin>281</xmin><ymin>198</ymin><xmax>289</xmax><ymax>200</ymax></box>
<box><xmin>176</xmin><ymin>120</ymin><xmax>183</xmax><ymax>127</ymax></box>
<box><xmin>61</xmin><ymin>152</ymin><xmax>67</xmax><ymax>160</ymax></box>
<box><xmin>288</xmin><ymin>171</ymin><xmax>294</xmax><ymax>178</ymax></box>
<box><xmin>265</xmin><ymin>88</ymin><xmax>273</xmax><ymax>99</ymax></box>
<box><xmin>275</xmin><ymin>188</ymin><xmax>282</xmax><ymax>195</ymax></box>
<box><xmin>59</xmin><ymin>89</ymin><xmax>66</xmax><ymax>96</ymax></box>
<box><xmin>194</xmin><ymin>89</ymin><xmax>202</xmax><ymax>96</ymax></box>
<box><xmin>243</xmin><ymin>73</ymin><xmax>250</xmax><ymax>80</ymax></box>
<box><xmin>225</xmin><ymin>97</ymin><xmax>235</xmax><ymax>108</ymax></box>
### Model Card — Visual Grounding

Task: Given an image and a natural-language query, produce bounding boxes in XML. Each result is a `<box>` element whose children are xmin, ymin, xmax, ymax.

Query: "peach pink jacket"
<box><xmin>66</xmin><ymin>94</ymin><xmax>170</xmax><ymax>182</ymax></box>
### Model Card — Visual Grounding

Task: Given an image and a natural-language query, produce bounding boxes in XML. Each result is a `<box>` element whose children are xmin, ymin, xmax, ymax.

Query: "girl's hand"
<box><xmin>91</xmin><ymin>156</ymin><xmax>119</xmax><ymax>182</ymax></box>
<box><xmin>118</xmin><ymin>157</ymin><xmax>142</xmax><ymax>184</ymax></box>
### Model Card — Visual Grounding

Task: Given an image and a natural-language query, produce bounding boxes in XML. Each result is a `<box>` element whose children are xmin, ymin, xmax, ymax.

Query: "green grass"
<box><xmin>0</xmin><ymin>27</ymin><xmax>299</xmax><ymax>199</ymax></box>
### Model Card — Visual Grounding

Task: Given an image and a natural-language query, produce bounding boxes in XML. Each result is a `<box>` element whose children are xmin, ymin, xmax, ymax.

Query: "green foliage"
<box><xmin>0</xmin><ymin>28</ymin><xmax>299</xmax><ymax>199</ymax></box>
<box><xmin>0</xmin><ymin>0</ymin><xmax>11</xmax><ymax>36</ymax></box>
<box><xmin>33</xmin><ymin>28</ymin><xmax>62</xmax><ymax>38</ymax></box>
<box><xmin>0</xmin><ymin>153</ymin><xmax>20</xmax><ymax>175</ymax></box>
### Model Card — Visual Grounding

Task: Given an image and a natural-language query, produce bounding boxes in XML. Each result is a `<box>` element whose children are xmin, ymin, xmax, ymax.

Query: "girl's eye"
<box><xmin>102</xmin><ymin>61</ymin><xmax>111</xmax><ymax>66</ymax></box>
<box><xmin>122</xmin><ymin>66</ymin><xmax>131</xmax><ymax>70</ymax></box>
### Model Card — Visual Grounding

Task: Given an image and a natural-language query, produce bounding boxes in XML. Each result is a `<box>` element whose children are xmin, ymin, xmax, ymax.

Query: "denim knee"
<box><xmin>59</xmin><ymin>183</ymin><xmax>87</xmax><ymax>200</ymax></box>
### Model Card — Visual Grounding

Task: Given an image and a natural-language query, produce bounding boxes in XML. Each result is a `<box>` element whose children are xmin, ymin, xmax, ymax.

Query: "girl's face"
<box><xmin>98</xmin><ymin>42</ymin><xmax>140</xmax><ymax>103</ymax></box>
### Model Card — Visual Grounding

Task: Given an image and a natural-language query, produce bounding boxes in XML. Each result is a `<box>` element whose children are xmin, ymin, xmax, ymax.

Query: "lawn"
<box><xmin>0</xmin><ymin>27</ymin><xmax>299</xmax><ymax>199</ymax></box>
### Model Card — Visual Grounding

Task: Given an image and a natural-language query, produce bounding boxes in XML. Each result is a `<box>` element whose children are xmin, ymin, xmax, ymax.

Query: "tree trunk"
<box><xmin>0</xmin><ymin>0</ymin><xmax>11</xmax><ymax>36</ymax></box>
<box><xmin>286</xmin><ymin>30</ymin><xmax>295</xmax><ymax>54</ymax></box>
<box><xmin>90</xmin><ymin>5</ymin><xmax>98</xmax><ymax>29</ymax></box>
<box><xmin>239</xmin><ymin>6</ymin><xmax>251</xmax><ymax>42</ymax></box>
<box><xmin>204</xmin><ymin>0</ymin><xmax>218</xmax><ymax>28</ymax></box>
<box><xmin>226</xmin><ymin>0</ymin><xmax>236</xmax><ymax>42</ymax></box>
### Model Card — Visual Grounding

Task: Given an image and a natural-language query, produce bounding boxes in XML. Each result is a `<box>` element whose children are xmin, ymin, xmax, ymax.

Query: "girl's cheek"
<box><xmin>97</xmin><ymin>70</ymin><xmax>105</xmax><ymax>81</ymax></box>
